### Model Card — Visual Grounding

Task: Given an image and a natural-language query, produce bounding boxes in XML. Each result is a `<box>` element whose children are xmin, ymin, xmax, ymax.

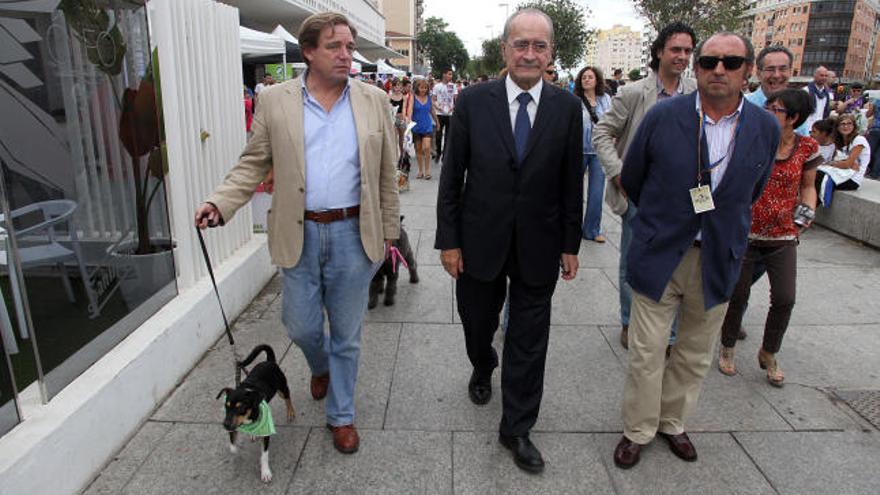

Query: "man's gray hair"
<box><xmin>755</xmin><ymin>45</ymin><xmax>793</xmax><ymax>70</ymax></box>
<box><xmin>694</xmin><ymin>32</ymin><xmax>755</xmax><ymax>65</ymax></box>
<box><xmin>501</xmin><ymin>8</ymin><xmax>555</xmax><ymax>45</ymax></box>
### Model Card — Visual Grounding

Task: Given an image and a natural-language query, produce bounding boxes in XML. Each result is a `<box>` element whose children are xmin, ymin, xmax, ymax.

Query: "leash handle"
<box><xmin>196</xmin><ymin>227</ymin><xmax>234</xmax><ymax>347</ymax></box>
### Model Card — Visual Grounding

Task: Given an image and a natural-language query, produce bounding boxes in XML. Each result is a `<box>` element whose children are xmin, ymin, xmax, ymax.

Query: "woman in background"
<box><xmin>405</xmin><ymin>78</ymin><xmax>438</xmax><ymax>179</ymax></box>
<box><xmin>574</xmin><ymin>66</ymin><xmax>612</xmax><ymax>243</ymax></box>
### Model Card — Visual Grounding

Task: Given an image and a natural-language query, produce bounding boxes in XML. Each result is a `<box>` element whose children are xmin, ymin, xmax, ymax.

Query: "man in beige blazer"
<box><xmin>195</xmin><ymin>12</ymin><xmax>399</xmax><ymax>454</ymax></box>
<box><xmin>592</xmin><ymin>22</ymin><xmax>697</xmax><ymax>350</ymax></box>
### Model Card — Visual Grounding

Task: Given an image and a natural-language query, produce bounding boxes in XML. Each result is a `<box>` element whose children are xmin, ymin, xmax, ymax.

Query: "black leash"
<box><xmin>196</xmin><ymin>226</ymin><xmax>245</xmax><ymax>386</ymax></box>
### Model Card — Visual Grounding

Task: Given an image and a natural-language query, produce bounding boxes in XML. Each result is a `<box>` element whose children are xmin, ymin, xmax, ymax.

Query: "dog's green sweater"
<box><xmin>236</xmin><ymin>400</ymin><xmax>276</xmax><ymax>437</ymax></box>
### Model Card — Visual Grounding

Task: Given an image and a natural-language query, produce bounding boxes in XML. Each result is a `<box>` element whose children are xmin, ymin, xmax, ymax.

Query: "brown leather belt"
<box><xmin>304</xmin><ymin>205</ymin><xmax>360</xmax><ymax>224</ymax></box>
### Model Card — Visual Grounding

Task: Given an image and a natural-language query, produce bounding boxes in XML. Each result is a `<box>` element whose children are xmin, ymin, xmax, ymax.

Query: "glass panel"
<box><xmin>0</xmin><ymin>0</ymin><xmax>177</xmax><ymax>402</ymax></box>
<box><xmin>0</xmin><ymin>335</ymin><xmax>20</xmax><ymax>437</ymax></box>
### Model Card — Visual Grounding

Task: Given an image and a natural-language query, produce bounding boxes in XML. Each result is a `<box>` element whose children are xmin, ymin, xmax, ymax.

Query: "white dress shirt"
<box><xmin>505</xmin><ymin>75</ymin><xmax>542</xmax><ymax>130</ymax></box>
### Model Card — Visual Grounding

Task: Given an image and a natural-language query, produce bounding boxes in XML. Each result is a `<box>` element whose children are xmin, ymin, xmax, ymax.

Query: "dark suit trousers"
<box><xmin>456</xmin><ymin>233</ymin><xmax>558</xmax><ymax>436</ymax></box>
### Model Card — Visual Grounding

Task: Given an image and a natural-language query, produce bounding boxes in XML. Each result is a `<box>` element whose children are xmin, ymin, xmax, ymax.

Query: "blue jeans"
<box><xmin>582</xmin><ymin>154</ymin><xmax>606</xmax><ymax>239</ymax></box>
<box><xmin>867</xmin><ymin>128</ymin><xmax>880</xmax><ymax>179</ymax></box>
<box><xmin>620</xmin><ymin>201</ymin><xmax>677</xmax><ymax>343</ymax></box>
<box><xmin>281</xmin><ymin>217</ymin><xmax>380</xmax><ymax>426</ymax></box>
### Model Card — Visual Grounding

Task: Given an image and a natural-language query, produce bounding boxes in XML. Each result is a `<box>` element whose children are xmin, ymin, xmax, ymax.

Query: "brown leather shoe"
<box><xmin>620</xmin><ymin>325</ymin><xmax>629</xmax><ymax>349</ymax></box>
<box><xmin>613</xmin><ymin>436</ymin><xmax>641</xmax><ymax>469</ymax></box>
<box><xmin>658</xmin><ymin>432</ymin><xmax>697</xmax><ymax>462</ymax></box>
<box><xmin>311</xmin><ymin>373</ymin><xmax>330</xmax><ymax>400</ymax></box>
<box><xmin>327</xmin><ymin>424</ymin><xmax>359</xmax><ymax>454</ymax></box>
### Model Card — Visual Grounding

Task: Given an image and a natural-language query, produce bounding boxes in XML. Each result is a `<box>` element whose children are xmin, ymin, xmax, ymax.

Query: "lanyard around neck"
<box><xmin>697</xmin><ymin>108</ymin><xmax>742</xmax><ymax>185</ymax></box>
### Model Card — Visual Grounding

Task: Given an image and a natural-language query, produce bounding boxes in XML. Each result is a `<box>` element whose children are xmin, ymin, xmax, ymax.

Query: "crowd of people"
<box><xmin>207</xmin><ymin>8</ymin><xmax>875</xmax><ymax>477</ymax></box>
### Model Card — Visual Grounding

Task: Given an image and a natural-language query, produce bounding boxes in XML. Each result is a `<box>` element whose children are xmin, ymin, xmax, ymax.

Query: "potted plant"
<box><xmin>61</xmin><ymin>0</ymin><xmax>174</xmax><ymax>306</ymax></box>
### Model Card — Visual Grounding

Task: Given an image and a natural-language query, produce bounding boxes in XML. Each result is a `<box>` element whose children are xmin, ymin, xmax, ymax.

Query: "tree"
<box><xmin>632</xmin><ymin>0</ymin><xmax>748</xmax><ymax>43</ymax></box>
<box><xmin>628</xmin><ymin>68</ymin><xmax>643</xmax><ymax>81</ymax></box>
<box><xmin>480</xmin><ymin>37</ymin><xmax>504</xmax><ymax>75</ymax></box>
<box><xmin>416</xmin><ymin>17</ymin><xmax>469</xmax><ymax>76</ymax></box>
<box><xmin>516</xmin><ymin>0</ymin><xmax>593</xmax><ymax>70</ymax></box>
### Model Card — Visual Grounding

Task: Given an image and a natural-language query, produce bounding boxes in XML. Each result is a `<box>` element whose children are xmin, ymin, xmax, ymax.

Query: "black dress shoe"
<box><xmin>613</xmin><ymin>436</ymin><xmax>641</xmax><ymax>469</ymax></box>
<box><xmin>468</xmin><ymin>369</ymin><xmax>492</xmax><ymax>405</ymax></box>
<box><xmin>499</xmin><ymin>434</ymin><xmax>545</xmax><ymax>473</ymax></box>
<box><xmin>658</xmin><ymin>432</ymin><xmax>698</xmax><ymax>462</ymax></box>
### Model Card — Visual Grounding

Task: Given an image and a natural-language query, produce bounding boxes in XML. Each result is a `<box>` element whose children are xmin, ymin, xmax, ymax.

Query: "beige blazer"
<box><xmin>206</xmin><ymin>76</ymin><xmax>400</xmax><ymax>268</ymax></box>
<box><xmin>592</xmin><ymin>72</ymin><xmax>697</xmax><ymax>215</ymax></box>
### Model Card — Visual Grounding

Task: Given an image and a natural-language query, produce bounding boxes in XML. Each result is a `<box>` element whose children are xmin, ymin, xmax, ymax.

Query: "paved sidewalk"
<box><xmin>85</xmin><ymin>170</ymin><xmax>880</xmax><ymax>494</ymax></box>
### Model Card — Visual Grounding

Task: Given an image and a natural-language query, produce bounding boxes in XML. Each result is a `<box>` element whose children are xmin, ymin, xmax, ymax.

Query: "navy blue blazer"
<box><xmin>621</xmin><ymin>92</ymin><xmax>780</xmax><ymax>309</ymax></box>
<box><xmin>435</xmin><ymin>79</ymin><xmax>583</xmax><ymax>285</ymax></box>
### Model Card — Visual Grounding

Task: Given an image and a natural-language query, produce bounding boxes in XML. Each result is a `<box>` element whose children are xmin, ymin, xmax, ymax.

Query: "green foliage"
<box><xmin>480</xmin><ymin>37</ymin><xmax>504</xmax><ymax>75</ymax></box>
<box><xmin>516</xmin><ymin>0</ymin><xmax>593</xmax><ymax>70</ymax></box>
<box><xmin>632</xmin><ymin>0</ymin><xmax>748</xmax><ymax>43</ymax></box>
<box><xmin>628</xmin><ymin>68</ymin><xmax>643</xmax><ymax>81</ymax></box>
<box><xmin>416</xmin><ymin>17</ymin><xmax>470</xmax><ymax>77</ymax></box>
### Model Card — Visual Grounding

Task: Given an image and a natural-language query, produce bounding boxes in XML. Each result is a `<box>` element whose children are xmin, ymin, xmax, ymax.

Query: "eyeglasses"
<box><xmin>838</xmin><ymin>121</ymin><xmax>855</xmax><ymax>127</ymax></box>
<box><xmin>761</xmin><ymin>65</ymin><xmax>790</xmax><ymax>74</ymax></box>
<box><xmin>763</xmin><ymin>104</ymin><xmax>788</xmax><ymax>115</ymax></box>
<box><xmin>545</xmin><ymin>70</ymin><xmax>556</xmax><ymax>75</ymax></box>
<box><xmin>696</xmin><ymin>55</ymin><xmax>746</xmax><ymax>71</ymax></box>
<box><xmin>508</xmin><ymin>39</ymin><xmax>550</xmax><ymax>54</ymax></box>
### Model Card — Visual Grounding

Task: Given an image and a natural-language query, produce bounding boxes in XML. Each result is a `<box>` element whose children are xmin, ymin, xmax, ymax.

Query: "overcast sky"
<box><xmin>422</xmin><ymin>0</ymin><xmax>645</xmax><ymax>57</ymax></box>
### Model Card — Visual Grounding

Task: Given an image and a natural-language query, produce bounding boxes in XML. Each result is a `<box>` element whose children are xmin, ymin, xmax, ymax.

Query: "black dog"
<box><xmin>216</xmin><ymin>344</ymin><xmax>294</xmax><ymax>483</ymax></box>
<box><xmin>369</xmin><ymin>216</ymin><xmax>418</xmax><ymax>308</ymax></box>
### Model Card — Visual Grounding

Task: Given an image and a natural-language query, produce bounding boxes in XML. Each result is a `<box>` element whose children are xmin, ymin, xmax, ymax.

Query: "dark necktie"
<box><xmin>514</xmin><ymin>92</ymin><xmax>532</xmax><ymax>164</ymax></box>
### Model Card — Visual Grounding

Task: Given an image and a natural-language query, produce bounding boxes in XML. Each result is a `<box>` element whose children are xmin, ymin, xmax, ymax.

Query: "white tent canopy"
<box><xmin>376</xmin><ymin>59</ymin><xmax>405</xmax><ymax>76</ymax></box>
<box><xmin>239</xmin><ymin>26</ymin><xmax>285</xmax><ymax>57</ymax></box>
<box><xmin>271</xmin><ymin>24</ymin><xmax>298</xmax><ymax>45</ymax></box>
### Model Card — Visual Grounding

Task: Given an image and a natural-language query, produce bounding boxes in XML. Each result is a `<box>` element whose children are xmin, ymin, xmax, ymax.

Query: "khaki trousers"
<box><xmin>622</xmin><ymin>247</ymin><xmax>729</xmax><ymax>444</ymax></box>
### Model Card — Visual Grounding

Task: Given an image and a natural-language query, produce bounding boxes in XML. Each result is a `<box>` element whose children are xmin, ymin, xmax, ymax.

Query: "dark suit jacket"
<box><xmin>621</xmin><ymin>92</ymin><xmax>780</xmax><ymax>309</ymax></box>
<box><xmin>435</xmin><ymin>79</ymin><xmax>583</xmax><ymax>286</ymax></box>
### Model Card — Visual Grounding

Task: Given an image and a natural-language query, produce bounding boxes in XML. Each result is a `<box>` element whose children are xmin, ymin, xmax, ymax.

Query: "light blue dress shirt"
<box><xmin>302</xmin><ymin>72</ymin><xmax>361</xmax><ymax>211</ymax></box>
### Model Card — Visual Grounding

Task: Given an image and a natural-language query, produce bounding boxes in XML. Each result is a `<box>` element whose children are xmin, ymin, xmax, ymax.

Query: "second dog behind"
<box><xmin>369</xmin><ymin>217</ymin><xmax>418</xmax><ymax>308</ymax></box>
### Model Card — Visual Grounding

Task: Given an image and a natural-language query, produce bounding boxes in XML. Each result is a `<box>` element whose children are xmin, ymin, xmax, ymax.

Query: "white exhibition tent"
<box><xmin>376</xmin><ymin>59</ymin><xmax>405</xmax><ymax>76</ymax></box>
<box><xmin>239</xmin><ymin>26</ymin><xmax>285</xmax><ymax>58</ymax></box>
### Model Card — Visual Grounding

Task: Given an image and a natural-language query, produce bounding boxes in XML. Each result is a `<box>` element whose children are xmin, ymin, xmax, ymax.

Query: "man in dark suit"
<box><xmin>435</xmin><ymin>9</ymin><xmax>583</xmax><ymax>474</ymax></box>
<box><xmin>612</xmin><ymin>32</ymin><xmax>780</xmax><ymax>469</ymax></box>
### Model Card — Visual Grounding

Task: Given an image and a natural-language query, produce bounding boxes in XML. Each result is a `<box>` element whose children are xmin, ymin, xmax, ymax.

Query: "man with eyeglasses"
<box><xmin>746</xmin><ymin>46</ymin><xmax>809</xmax><ymax>135</ymax></box>
<box><xmin>613</xmin><ymin>32</ymin><xmax>778</xmax><ymax>469</ymax></box>
<box><xmin>436</xmin><ymin>8</ymin><xmax>582</xmax><ymax>474</ymax></box>
<box><xmin>543</xmin><ymin>62</ymin><xmax>557</xmax><ymax>83</ymax></box>
<box><xmin>593</xmin><ymin>22</ymin><xmax>698</xmax><ymax>353</ymax></box>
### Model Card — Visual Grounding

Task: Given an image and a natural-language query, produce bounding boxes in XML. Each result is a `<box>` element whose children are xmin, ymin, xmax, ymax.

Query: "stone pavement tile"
<box><xmin>733</xmin><ymin>324</ymin><xmax>880</xmax><ymax>390</ymax></box>
<box><xmin>598</xmin><ymin>432</ymin><xmax>776</xmax><ymax>495</ymax></box>
<box><xmin>453</xmin><ymin>432</ymin><xmax>615</xmax><ymax>494</ymax></box>
<box><xmin>397</xmin><ymin>204</ymin><xmax>436</xmax><ymax>231</ymax></box>
<box><xmin>798</xmin><ymin>227</ymin><xmax>880</xmax><ymax>268</ymax></box>
<box><xmin>83</xmin><ymin>421</ymin><xmax>174</xmax><ymax>495</ymax></box>
<box><xmin>753</xmin><ymin>383</ymin><xmax>866</xmax><ymax>431</ymax></box>
<box><xmin>535</xmin><ymin>326</ymin><xmax>625</xmax><ymax>432</ymax></box>
<box><xmin>399</xmin><ymin>181</ymin><xmax>439</xmax><ymax>207</ymax></box>
<box><xmin>686</xmin><ymin>363</ymin><xmax>791</xmax><ymax>432</ymax></box>
<box><xmin>236</xmin><ymin>273</ymin><xmax>283</xmax><ymax>322</ymax></box>
<box><xmin>153</xmin><ymin>320</ymin><xmax>293</xmax><ymax>423</ymax></box>
<box><xmin>384</xmin><ymin>323</ymin><xmax>503</xmax><ymax>431</ymax></box>
<box><xmin>287</xmin><ymin>429</ymin><xmax>452</xmax><ymax>494</ymax></box>
<box><xmin>121</xmin><ymin>423</ymin><xmax>308</xmax><ymax>494</ymax></box>
<box><xmin>277</xmin><ymin>322</ymin><xmax>400</xmax><ymax>429</ymax></box>
<box><xmin>415</xmin><ymin>228</ymin><xmax>440</xmax><ymax>267</ymax></box>
<box><xmin>734</xmin><ymin>431</ymin><xmax>880</xmax><ymax>495</ymax></box>
<box><xmin>743</xmin><ymin>268</ymin><xmax>880</xmax><ymax>326</ymax></box>
<box><xmin>551</xmin><ymin>269</ymin><xmax>622</xmax><ymax>325</ymax></box>
<box><xmin>365</xmin><ymin>265</ymin><xmax>453</xmax><ymax>324</ymax></box>
<box><xmin>601</xmin><ymin>211</ymin><xmax>623</xmax><ymax>233</ymax></box>
<box><xmin>578</xmin><ymin>237</ymin><xmax>622</xmax><ymax>269</ymax></box>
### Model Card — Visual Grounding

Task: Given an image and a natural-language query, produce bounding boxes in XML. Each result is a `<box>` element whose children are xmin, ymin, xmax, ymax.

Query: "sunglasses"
<box><xmin>545</xmin><ymin>70</ymin><xmax>556</xmax><ymax>75</ymax></box>
<box><xmin>697</xmin><ymin>55</ymin><xmax>746</xmax><ymax>71</ymax></box>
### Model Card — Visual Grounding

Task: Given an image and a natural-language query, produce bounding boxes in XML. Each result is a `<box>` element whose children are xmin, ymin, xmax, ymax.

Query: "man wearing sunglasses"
<box><xmin>613</xmin><ymin>32</ymin><xmax>779</xmax><ymax>469</ymax></box>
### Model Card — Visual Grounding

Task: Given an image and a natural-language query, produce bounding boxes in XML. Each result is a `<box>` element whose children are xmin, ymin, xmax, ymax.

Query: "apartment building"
<box><xmin>586</xmin><ymin>24</ymin><xmax>643</xmax><ymax>77</ymax></box>
<box><xmin>743</xmin><ymin>0</ymin><xmax>880</xmax><ymax>80</ymax></box>
<box><xmin>383</xmin><ymin>0</ymin><xmax>424</xmax><ymax>72</ymax></box>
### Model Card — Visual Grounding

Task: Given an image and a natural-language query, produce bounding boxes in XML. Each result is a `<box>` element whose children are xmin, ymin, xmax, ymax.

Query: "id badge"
<box><xmin>689</xmin><ymin>185</ymin><xmax>715</xmax><ymax>214</ymax></box>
